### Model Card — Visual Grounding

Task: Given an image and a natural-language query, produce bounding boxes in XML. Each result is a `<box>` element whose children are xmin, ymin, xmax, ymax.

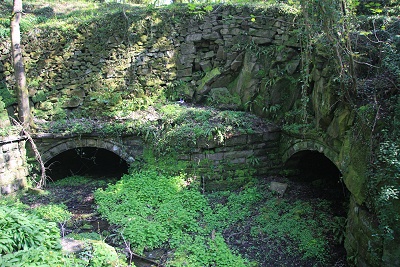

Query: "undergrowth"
<box><xmin>37</xmin><ymin>104</ymin><xmax>266</xmax><ymax>156</ymax></box>
<box><xmin>95</xmin><ymin>169</ymin><xmax>248</xmax><ymax>266</ymax></box>
<box><xmin>94</xmin><ymin>162</ymin><xmax>339</xmax><ymax>266</ymax></box>
<box><xmin>0</xmin><ymin>198</ymin><xmax>123</xmax><ymax>266</ymax></box>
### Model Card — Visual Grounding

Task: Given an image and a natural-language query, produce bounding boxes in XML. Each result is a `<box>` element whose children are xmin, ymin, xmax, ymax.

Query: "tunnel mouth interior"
<box><xmin>283</xmin><ymin>150</ymin><xmax>350</xmax><ymax>262</ymax></box>
<box><xmin>45</xmin><ymin>147</ymin><xmax>129</xmax><ymax>182</ymax></box>
<box><xmin>284</xmin><ymin>150</ymin><xmax>349</xmax><ymax>211</ymax></box>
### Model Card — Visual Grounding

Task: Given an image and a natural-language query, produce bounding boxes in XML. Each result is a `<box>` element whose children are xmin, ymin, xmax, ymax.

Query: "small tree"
<box><xmin>10</xmin><ymin>0</ymin><xmax>31</xmax><ymax>127</ymax></box>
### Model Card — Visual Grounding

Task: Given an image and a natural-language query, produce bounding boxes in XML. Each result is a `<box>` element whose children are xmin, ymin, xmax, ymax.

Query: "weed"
<box><xmin>94</xmin><ymin>169</ymin><xmax>248</xmax><ymax>265</ymax></box>
<box><xmin>32</xmin><ymin>203</ymin><xmax>72</xmax><ymax>223</ymax></box>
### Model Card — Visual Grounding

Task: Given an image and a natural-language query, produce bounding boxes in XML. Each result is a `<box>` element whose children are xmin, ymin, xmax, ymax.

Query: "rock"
<box><xmin>249</xmin><ymin>28</ymin><xmax>276</xmax><ymax>38</ymax></box>
<box><xmin>186</xmin><ymin>33</ymin><xmax>202</xmax><ymax>42</ymax></box>
<box><xmin>62</xmin><ymin>97</ymin><xmax>83</xmax><ymax>108</ymax></box>
<box><xmin>61</xmin><ymin>238</ymin><xmax>86</xmax><ymax>253</ymax></box>
<box><xmin>206</xmin><ymin>87</ymin><xmax>241</xmax><ymax>110</ymax></box>
<box><xmin>199</xmin><ymin>61</ymin><xmax>212</xmax><ymax>72</ymax></box>
<box><xmin>286</xmin><ymin>59</ymin><xmax>300</xmax><ymax>75</ymax></box>
<box><xmin>252</xmin><ymin>37</ymin><xmax>272</xmax><ymax>45</ymax></box>
<box><xmin>203</xmin><ymin>32</ymin><xmax>220</xmax><ymax>40</ymax></box>
<box><xmin>270</xmin><ymin>181</ymin><xmax>288</xmax><ymax>197</ymax></box>
<box><xmin>61</xmin><ymin>238</ymin><xmax>122</xmax><ymax>266</ymax></box>
<box><xmin>195</xmin><ymin>68</ymin><xmax>221</xmax><ymax>101</ymax></box>
<box><xmin>180</xmin><ymin>43</ymin><xmax>196</xmax><ymax>55</ymax></box>
<box><xmin>230</xmin><ymin>52</ymin><xmax>245</xmax><ymax>71</ymax></box>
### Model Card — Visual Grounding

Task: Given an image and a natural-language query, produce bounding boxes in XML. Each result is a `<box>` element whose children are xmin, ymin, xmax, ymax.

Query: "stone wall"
<box><xmin>0</xmin><ymin>5</ymin><xmax>300</xmax><ymax>119</ymax></box>
<box><xmin>31</xmin><ymin>133</ymin><xmax>144</xmax><ymax>165</ymax></box>
<box><xmin>0</xmin><ymin>98</ymin><xmax>27</xmax><ymax>195</ymax></box>
<box><xmin>0</xmin><ymin>136</ymin><xmax>28</xmax><ymax>195</ymax></box>
<box><xmin>181</xmin><ymin>126</ymin><xmax>281</xmax><ymax>190</ymax></box>
<box><xmin>31</xmin><ymin>124</ymin><xmax>281</xmax><ymax>191</ymax></box>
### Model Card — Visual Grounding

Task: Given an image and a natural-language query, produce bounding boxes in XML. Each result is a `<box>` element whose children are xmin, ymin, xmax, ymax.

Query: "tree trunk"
<box><xmin>11</xmin><ymin>0</ymin><xmax>31</xmax><ymax>127</ymax></box>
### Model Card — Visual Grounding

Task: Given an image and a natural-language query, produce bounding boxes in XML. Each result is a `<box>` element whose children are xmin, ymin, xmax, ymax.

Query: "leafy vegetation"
<box><xmin>0</xmin><ymin>197</ymin><xmax>126</xmax><ymax>267</ymax></box>
<box><xmin>36</xmin><ymin>104</ymin><xmax>266</xmax><ymax>157</ymax></box>
<box><xmin>91</xmin><ymin>150</ymin><xmax>346</xmax><ymax>266</ymax></box>
<box><xmin>367</xmin><ymin>96</ymin><xmax>400</xmax><ymax>240</ymax></box>
<box><xmin>32</xmin><ymin>203</ymin><xmax>72</xmax><ymax>223</ymax></box>
<box><xmin>0</xmin><ymin>204</ymin><xmax>62</xmax><ymax>264</ymax></box>
<box><xmin>94</xmin><ymin>169</ymin><xmax>249</xmax><ymax>266</ymax></box>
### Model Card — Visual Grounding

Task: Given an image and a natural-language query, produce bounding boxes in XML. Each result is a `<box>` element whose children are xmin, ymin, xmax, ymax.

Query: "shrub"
<box><xmin>0</xmin><ymin>206</ymin><xmax>61</xmax><ymax>255</ymax></box>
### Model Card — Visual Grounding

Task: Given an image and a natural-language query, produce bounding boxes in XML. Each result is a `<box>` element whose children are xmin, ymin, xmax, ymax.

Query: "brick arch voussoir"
<box><xmin>41</xmin><ymin>138</ymin><xmax>131</xmax><ymax>165</ymax></box>
<box><xmin>282</xmin><ymin>139</ymin><xmax>341</xmax><ymax>173</ymax></box>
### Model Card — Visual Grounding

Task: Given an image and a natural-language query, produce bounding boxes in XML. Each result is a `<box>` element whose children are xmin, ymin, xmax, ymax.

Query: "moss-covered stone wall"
<box><xmin>0</xmin><ymin>4</ymin><xmax>300</xmax><ymax>120</ymax></box>
<box><xmin>0</xmin><ymin>136</ymin><xmax>28</xmax><ymax>195</ymax></box>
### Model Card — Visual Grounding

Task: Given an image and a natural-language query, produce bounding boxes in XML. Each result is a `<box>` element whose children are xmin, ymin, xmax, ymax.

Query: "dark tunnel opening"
<box><xmin>284</xmin><ymin>150</ymin><xmax>350</xmax><ymax>263</ymax></box>
<box><xmin>284</xmin><ymin>150</ymin><xmax>349</xmax><ymax>208</ymax></box>
<box><xmin>45</xmin><ymin>147</ymin><xmax>129</xmax><ymax>181</ymax></box>
<box><xmin>286</xmin><ymin>150</ymin><xmax>342</xmax><ymax>181</ymax></box>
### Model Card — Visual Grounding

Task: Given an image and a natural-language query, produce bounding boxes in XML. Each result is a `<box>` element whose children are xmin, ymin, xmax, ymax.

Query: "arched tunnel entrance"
<box><xmin>283</xmin><ymin>150</ymin><xmax>350</xmax><ymax>264</ymax></box>
<box><xmin>284</xmin><ymin>150</ymin><xmax>349</xmax><ymax>205</ymax></box>
<box><xmin>45</xmin><ymin>147</ymin><xmax>129</xmax><ymax>181</ymax></box>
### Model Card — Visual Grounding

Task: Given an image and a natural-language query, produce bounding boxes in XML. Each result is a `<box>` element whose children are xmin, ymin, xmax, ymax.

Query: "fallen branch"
<box><xmin>120</xmin><ymin>231</ymin><xmax>160</xmax><ymax>266</ymax></box>
<box><xmin>11</xmin><ymin>117</ymin><xmax>47</xmax><ymax>188</ymax></box>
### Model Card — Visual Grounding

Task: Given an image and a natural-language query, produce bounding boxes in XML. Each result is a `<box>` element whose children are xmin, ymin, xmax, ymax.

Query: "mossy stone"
<box><xmin>339</xmin><ymin>135</ymin><xmax>368</xmax><ymax>204</ymax></box>
<box><xmin>206</xmin><ymin>87</ymin><xmax>241</xmax><ymax>109</ymax></box>
<box><xmin>195</xmin><ymin>68</ymin><xmax>221</xmax><ymax>101</ymax></box>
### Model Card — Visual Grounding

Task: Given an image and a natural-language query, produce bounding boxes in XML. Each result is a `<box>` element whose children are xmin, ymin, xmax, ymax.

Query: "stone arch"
<box><xmin>282</xmin><ymin>139</ymin><xmax>341</xmax><ymax>173</ymax></box>
<box><xmin>41</xmin><ymin>137</ymin><xmax>135</xmax><ymax>165</ymax></box>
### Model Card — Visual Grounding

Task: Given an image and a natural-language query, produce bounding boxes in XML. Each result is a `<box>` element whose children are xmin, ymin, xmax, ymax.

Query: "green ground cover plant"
<box><xmin>251</xmin><ymin>199</ymin><xmax>330</xmax><ymax>263</ymax></box>
<box><xmin>0</xmin><ymin>197</ymin><xmax>123</xmax><ymax>267</ymax></box>
<box><xmin>0</xmin><ymin>203</ymin><xmax>75</xmax><ymax>267</ymax></box>
<box><xmin>94</xmin><ymin>161</ymin><xmax>340</xmax><ymax>266</ymax></box>
<box><xmin>94</xmin><ymin>169</ymin><xmax>249</xmax><ymax>266</ymax></box>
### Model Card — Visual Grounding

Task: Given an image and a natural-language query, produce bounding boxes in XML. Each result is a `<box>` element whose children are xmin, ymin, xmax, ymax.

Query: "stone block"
<box><xmin>251</xmin><ymin>37</ymin><xmax>272</xmax><ymax>45</ymax></box>
<box><xmin>191</xmin><ymin>153</ymin><xmax>206</xmax><ymax>162</ymax></box>
<box><xmin>250</xmin><ymin>143</ymin><xmax>267</xmax><ymax>150</ymax></box>
<box><xmin>177</xmin><ymin>68</ymin><xmax>192</xmax><ymax>77</ymax></box>
<box><xmin>1</xmin><ymin>184</ymin><xmax>13</xmax><ymax>195</ymax></box>
<box><xmin>224</xmin><ymin>150</ymin><xmax>253</xmax><ymax>160</ymax></box>
<box><xmin>2</xmin><ymin>143</ymin><xmax>17</xmax><ymax>152</ymax></box>
<box><xmin>177</xmin><ymin>154</ymin><xmax>191</xmax><ymax>161</ymax></box>
<box><xmin>270</xmin><ymin>181</ymin><xmax>288</xmax><ymax>197</ymax></box>
<box><xmin>203</xmin><ymin>32</ymin><xmax>220</xmax><ymax>40</ymax></box>
<box><xmin>224</xmin><ymin>135</ymin><xmax>247</xmax><ymax>147</ymax></box>
<box><xmin>249</xmin><ymin>28</ymin><xmax>275</xmax><ymax>38</ymax></box>
<box><xmin>86</xmin><ymin>139</ymin><xmax>98</xmax><ymax>147</ymax></box>
<box><xmin>263</xmin><ymin>132</ymin><xmax>280</xmax><ymax>141</ymax></box>
<box><xmin>253</xmin><ymin>148</ymin><xmax>270</xmax><ymax>157</ymax></box>
<box><xmin>186</xmin><ymin>33</ymin><xmax>203</xmax><ymax>42</ymax></box>
<box><xmin>214</xmin><ymin>147</ymin><xmax>233</xmax><ymax>153</ymax></box>
<box><xmin>204</xmin><ymin>51</ymin><xmax>215</xmax><ymax>59</ymax></box>
<box><xmin>199</xmin><ymin>61</ymin><xmax>212</xmax><ymax>72</ymax></box>
<box><xmin>216</xmin><ymin>46</ymin><xmax>226</xmax><ymax>60</ymax></box>
<box><xmin>180</xmin><ymin>43</ymin><xmax>196</xmax><ymax>55</ymax></box>
<box><xmin>247</xmin><ymin>133</ymin><xmax>264</xmax><ymax>144</ymax></box>
<box><xmin>206</xmin><ymin>152</ymin><xmax>224</xmax><ymax>161</ymax></box>
<box><xmin>228</xmin><ymin>157</ymin><xmax>246</xmax><ymax>164</ymax></box>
